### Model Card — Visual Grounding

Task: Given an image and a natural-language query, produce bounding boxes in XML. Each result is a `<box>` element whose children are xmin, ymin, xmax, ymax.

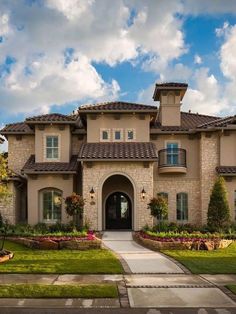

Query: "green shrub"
<box><xmin>207</xmin><ymin>176</ymin><xmax>230</xmax><ymax>231</ymax></box>
<box><xmin>148</xmin><ymin>195</ymin><xmax>168</xmax><ymax>220</ymax></box>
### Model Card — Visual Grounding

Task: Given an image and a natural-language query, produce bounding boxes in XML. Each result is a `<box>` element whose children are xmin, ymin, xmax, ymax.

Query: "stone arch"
<box><xmin>98</xmin><ymin>171</ymin><xmax>137</xmax><ymax>230</ymax></box>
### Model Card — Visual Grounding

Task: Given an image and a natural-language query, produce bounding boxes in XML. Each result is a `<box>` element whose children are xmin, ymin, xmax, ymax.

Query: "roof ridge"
<box><xmin>197</xmin><ymin>115</ymin><xmax>234</xmax><ymax>128</ymax></box>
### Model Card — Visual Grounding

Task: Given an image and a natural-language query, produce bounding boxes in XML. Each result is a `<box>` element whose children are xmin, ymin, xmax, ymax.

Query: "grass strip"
<box><xmin>226</xmin><ymin>285</ymin><xmax>236</xmax><ymax>295</ymax></box>
<box><xmin>0</xmin><ymin>284</ymin><xmax>118</xmax><ymax>298</ymax></box>
<box><xmin>0</xmin><ymin>241</ymin><xmax>123</xmax><ymax>274</ymax></box>
<box><xmin>162</xmin><ymin>241</ymin><xmax>236</xmax><ymax>274</ymax></box>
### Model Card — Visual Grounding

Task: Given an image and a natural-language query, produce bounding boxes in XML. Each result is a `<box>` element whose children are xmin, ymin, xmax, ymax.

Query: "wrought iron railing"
<box><xmin>158</xmin><ymin>148</ymin><xmax>187</xmax><ymax>168</ymax></box>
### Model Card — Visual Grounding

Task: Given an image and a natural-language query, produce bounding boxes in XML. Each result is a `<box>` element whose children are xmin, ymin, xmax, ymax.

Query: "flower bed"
<box><xmin>7</xmin><ymin>232</ymin><xmax>101</xmax><ymax>250</ymax></box>
<box><xmin>134</xmin><ymin>231</ymin><xmax>233</xmax><ymax>251</ymax></box>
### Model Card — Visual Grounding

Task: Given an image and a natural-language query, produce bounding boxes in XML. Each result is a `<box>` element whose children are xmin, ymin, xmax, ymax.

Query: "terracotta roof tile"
<box><xmin>151</xmin><ymin>112</ymin><xmax>219</xmax><ymax>131</ymax></box>
<box><xmin>78</xmin><ymin>142</ymin><xmax>158</xmax><ymax>161</ymax></box>
<box><xmin>1</xmin><ymin>122</ymin><xmax>34</xmax><ymax>134</ymax></box>
<box><xmin>26</xmin><ymin>113</ymin><xmax>78</xmax><ymax>123</ymax></box>
<box><xmin>155</xmin><ymin>82</ymin><xmax>188</xmax><ymax>88</ymax></box>
<box><xmin>79</xmin><ymin>101</ymin><xmax>157</xmax><ymax>111</ymax></box>
<box><xmin>22</xmin><ymin>155</ymin><xmax>78</xmax><ymax>174</ymax></box>
<box><xmin>198</xmin><ymin>115</ymin><xmax>236</xmax><ymax>128</ymax></box>
<box><xmin>216</xmin><ymin>166</ymin><xmax>236</xmax><ymax>175</ymax></box>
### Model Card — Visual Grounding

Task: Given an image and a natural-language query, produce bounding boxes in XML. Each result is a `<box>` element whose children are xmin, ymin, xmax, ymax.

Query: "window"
<box><xmin>46</xmin><ymin>136</ymin><xmax>59</xmax><ymax>159</ymax></box>
<box><xmin>126</xmin><ymin>129</ymin><xmax>135</xmax><ymax>141</ymax></box>
<box><xmin>41</xmin><ymin>189</ymin><xmax>62</xmax><ymax>222</ymax></box>
<box><xmin>115</xmin><ymin>131</ymin><xmax>121</xmax><ymax>140</ymax></box>
<box><xmin>177</xmin><ymin>193</ymin><xmax>188</xmax><ymax>221</ymax></box>
<box><xmin>113</xmin><ymin>128</ymin><xmax>123</xmax><ymax>141</ymax></box>
<box><xmin>100</xmin><ymin>129</ymin><xmax>110</xmax><ymax>142</ymax></box>
<box><xmin>157</xmin><ymin>192</ymin><xmax>168</xmax><ymax>220</ymax></box>
<box><xmin>102</xmin><ymin>130</ymin><xmax>109</xmax><ymax>140</ymax></box>
<box><xmin>166</xmin><ymin>142</ymin><xmax>179</xmax><ymax>165</ymax></box>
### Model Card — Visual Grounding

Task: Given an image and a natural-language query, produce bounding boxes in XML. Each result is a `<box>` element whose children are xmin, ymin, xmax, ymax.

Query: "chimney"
<box><xmin>153</xmin><ymin>82</ymin><xmax>188</xmax><ymax>126</ymax></box>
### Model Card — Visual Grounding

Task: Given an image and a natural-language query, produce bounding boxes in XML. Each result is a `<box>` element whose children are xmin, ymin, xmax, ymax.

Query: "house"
<box><xmin>1</xmin><ymin>82</ymin><xmax>236</xmax><ymax>230</ymax></box>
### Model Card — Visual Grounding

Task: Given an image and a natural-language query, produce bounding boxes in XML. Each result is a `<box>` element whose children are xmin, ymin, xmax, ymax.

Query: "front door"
<box><xmin>105</xmin><ymin>192</ymin><xmax>132</xmax><ymax>230</ymax></box>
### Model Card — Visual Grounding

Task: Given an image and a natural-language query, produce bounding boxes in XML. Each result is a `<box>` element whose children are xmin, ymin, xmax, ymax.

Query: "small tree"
<box><xmin>207</xmin><ymin>176</ymin><xmax>230</xmax><ymax>231</ymax></box>
<box><xmin>0</xmin><ymin>153</ymin><xmax>11</xmax><ymax>226</ymax></box>
<box><xmin>65</xmin><ymin>193</ymin><xmax>85</xmax><ymax>230</ymax></box>
<box><xmin>148</xmin><ymin>195</ymin><xmax>168</xmax><ymax>229</ymax></box>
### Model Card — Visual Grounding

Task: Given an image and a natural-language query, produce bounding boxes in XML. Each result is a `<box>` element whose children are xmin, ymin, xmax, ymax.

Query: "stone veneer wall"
<box><xmin>0</xmin><ymin>182</ymin><xmax>16</xmax><ymax>224</ymax></box>
<box><xmin>82</xmin><ymin>161</ymin><xmax>154</xmax><ymax>231</ymax></box>
<box><xmin>200</xmin><ymin>133</ymin><xmax>219</xmax><ymax>224</ymax></box>
<box><xmin>8</xmin><ymin>135</ymin><xmax>35</xmax><ymax>174</ymax></box>
<box><xmin>154</xmin><ymin>179</ymin><xmax>201</xmax><ymax>224</ymax></box>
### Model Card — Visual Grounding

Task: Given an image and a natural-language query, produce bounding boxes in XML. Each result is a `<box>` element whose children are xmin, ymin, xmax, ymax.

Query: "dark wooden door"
<box><xmin>105</xmin><ymin>192</ymin><xmax>132</xmax><ymax>230</ymax></box>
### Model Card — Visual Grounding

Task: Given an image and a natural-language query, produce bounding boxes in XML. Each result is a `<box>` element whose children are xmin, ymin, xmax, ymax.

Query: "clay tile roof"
<box><xmin>155</xmin><ymin>82</ymin><xmax>188</xmax><ymax>88</ymax></box>
<box><xmin>151</xmin><ymin>111</ymin><xmax>219</xmax><ymax>131</ymax></box>
<box><xmin>216</xmin><ymin>166</ymin><xmax>236</xmax><ymax>175</ymax></box>
<box><xmin>1</xmin><ymin>122</ymin><xmax>34</xmax><ymax>134</ymax></box>
<box><xmin>26</xmin><ymin>113</ymin><xmax>79</xmax><ymax>123</ymax></box>
<box><xmin>198</xmin><ymin>115</ymin><xmax>236</xmax><ymax>129</ymax></box>
<box><xmin>79</xmin><ymin>101</ymin><xmax>157</xmax><ymax>112</ymax></box>
<box><xmin>22</xmin><ymin>155</ymin><xmax>78</xmax><ymax>174</ymax></box>
<box><xmin>78</xmin><ymin>142</ymin><xmax>158</xmax><ymax>161</ymax></box>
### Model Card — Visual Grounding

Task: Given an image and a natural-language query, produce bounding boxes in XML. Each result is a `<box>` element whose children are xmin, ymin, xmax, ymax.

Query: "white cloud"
<box><xmin>0</xmin><ymin>0</ymin><xmax>189</xmax><ymax>115</ymax></box>
<box><xmin>194</xmin><ymin>54</ymin><xmax>202</xmax><ymax>65</ymax></box>
<box><xmin>182</xmin><ymin>68</ymin><xmax>228</xmax><ymax>115</ymax></box>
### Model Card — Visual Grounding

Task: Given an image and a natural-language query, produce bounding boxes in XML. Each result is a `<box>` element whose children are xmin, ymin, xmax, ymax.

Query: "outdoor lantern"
<box><xmin>90</xmin><ymin>187</ymin><xmax>95</xmax><ymax>200</ymax></box>
<box><xmin>141</xmin><ymin>188</ymin><xmax>146</xmax><ymax>200</ymax></box>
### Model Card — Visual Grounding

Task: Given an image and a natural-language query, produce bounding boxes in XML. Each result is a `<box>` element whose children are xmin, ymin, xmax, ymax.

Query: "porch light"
<box><xmin>90</xmin><ymin>187</ymin><xmax>95</xmax><ymax>200</ymax></box>
<box><xmin>141</xmin><ymin>188</ymin><xmax>146</xmax><ymax>200</ymax></box>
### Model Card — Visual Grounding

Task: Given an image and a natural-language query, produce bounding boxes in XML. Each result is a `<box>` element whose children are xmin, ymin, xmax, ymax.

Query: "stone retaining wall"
<box><xmin>7</xmin><ymin>237</ymin><xmax>101</xmax><ymax>250</ymax></box>
<box><xmin>133</xmin><ymin>233</ymin><xmax>233</xmax><ymax>251</ymax></box>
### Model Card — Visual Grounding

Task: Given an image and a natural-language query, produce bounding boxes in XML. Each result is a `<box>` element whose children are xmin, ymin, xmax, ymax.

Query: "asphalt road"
<box><xmin>0</xmin><ymin>308</ymin><xmax>235</xmax><ymax>314</ymax></box>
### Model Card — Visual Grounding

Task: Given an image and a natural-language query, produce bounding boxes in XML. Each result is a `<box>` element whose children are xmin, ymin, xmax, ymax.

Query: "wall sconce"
<box><xmin>90</xmin><ymin>187</ymin><xmax>95</xmax><ymax>205</ymax></box>
<box><xmin>141</xmin><ymin>187</ymin><xmax>146</xmax><ymax>200</ymax></box>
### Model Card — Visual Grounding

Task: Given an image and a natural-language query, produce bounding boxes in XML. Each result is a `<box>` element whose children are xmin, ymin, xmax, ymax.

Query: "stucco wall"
<box><xmin>82</xmin><ymin>161</ymin><xmax>154</xmax><ymax>231</ymax></box>
<box><xmin>27</xmin><ymin>174</ymin><xmax>74</xmax><ymax>225</ymax></box>
<box><xmin>8</xmin><ymin>135</ymin><xmax>35</xmax><ymax>174</ymax></box>
<box><xmin>35</xmin><ymin>125</ymin><xmax>71</xmax><ymax>163</ymax></box>
<box><xmin>220</xmin><ymin>131</ymin><xmax>236</xmax><ymax>166</ymax></box>
<box><xmin>87</xmin><ymin>114</ymin><xmax>150</xmax><ymax>142</ymax></box>
<box><xmin>152</xmin><ymin>134</ymin><xmax>200</xmax><ymax>179</ymax></box>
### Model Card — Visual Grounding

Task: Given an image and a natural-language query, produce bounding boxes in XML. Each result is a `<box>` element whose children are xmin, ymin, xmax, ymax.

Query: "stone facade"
<box><xmin>0</xmin><ymin>182</ymin><xmax>16</xmax><ymax>224</ymax></box>
<box><xmin>154</xmin><ymin>179</ymin><xmax>201</xmax><ymax>224</ymax></box>
<box><xmin>199</xmin><ymin>133</ymin><xmax>219</xmax><ymax>224</ymax></box>
<box><xmin>82</xmin><ymin>161</ymin><xmax>154</xmax><ymax>230</ymax></box>
<box><xmin>8</xmin><ymin>135</ymin><xmax>35</xmax><ymax>174</ymax></box>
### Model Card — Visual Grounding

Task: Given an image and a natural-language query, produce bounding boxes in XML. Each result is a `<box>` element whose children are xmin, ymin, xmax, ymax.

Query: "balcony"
<box><xmin>158</xmin><ymin>148</ymin><xmax>187</xmax><ymax>174</ymax></box>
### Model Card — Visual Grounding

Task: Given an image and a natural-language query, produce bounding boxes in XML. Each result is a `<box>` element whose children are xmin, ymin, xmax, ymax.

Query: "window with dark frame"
<box><xmin>176</xmin><ymin>192</ymin><xmax>188</xmax><ymax>220</ymax></box>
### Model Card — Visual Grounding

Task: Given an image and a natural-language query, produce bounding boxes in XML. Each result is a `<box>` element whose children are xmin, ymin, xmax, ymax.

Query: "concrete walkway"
<box><xmin>102</xmin><ymin>231</ymin><xmax>183</xmax><ymax>274</ymax></box>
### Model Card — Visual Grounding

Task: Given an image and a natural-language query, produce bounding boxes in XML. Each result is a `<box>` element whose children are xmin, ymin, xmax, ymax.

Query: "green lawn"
<box><xmin>0</xmin><ymin>284</ymin><xmax>118</xmax><ymax>298</ymax></box>
<box><xmin>226</xmin><ymin>285</ymin><xmax>236</xmax><ymax>295</ymax></box>
<box><xmin>162</xmin><ymin>241</ymin><xmax>236</xmax><ymax>274</ymax></box>
<box><xmin>0</xmin><ymin>241</ymin><xmax>123</xmax><ymax>274</ymax></box>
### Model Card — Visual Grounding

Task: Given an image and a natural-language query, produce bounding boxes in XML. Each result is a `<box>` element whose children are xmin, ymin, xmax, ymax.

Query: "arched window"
<box><xmin>157</xmin><ymin>192</ymin><xmax>168</xmax><ymax>220</ymax></box>
<box><xmin>40</xmin><ymin>188</ymin><xmax>62</xmax><ymax>223</ymax></box>
<box><xmin>177</xmin><ymin>193</ymin><xmax>188</xmax><ymax>221</ymax></box>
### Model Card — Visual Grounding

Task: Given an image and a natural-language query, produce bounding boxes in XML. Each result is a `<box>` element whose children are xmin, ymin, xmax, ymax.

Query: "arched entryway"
<box><xmin>102</xmin><ymin>174</ymin><xmax>134</xmax><ymax>230</ymax></box>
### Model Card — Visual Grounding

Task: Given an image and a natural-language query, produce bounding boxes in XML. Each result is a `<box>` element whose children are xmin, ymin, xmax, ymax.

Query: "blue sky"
<box><xmin>1</xmin><ymin>0</ymin><xmax>236</xmax><ymax>151</ymax></box>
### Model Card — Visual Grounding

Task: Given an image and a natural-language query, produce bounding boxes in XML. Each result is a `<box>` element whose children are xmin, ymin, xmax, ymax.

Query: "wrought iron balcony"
<box><xmin>158</xmin><ymin>148</ymin><xmax>187</xmax><ymax>174</ymax></box>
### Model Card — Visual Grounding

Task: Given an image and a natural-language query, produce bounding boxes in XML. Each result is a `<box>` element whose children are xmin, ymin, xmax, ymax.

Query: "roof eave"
<box><xmin>78</xmin><ymin>158</ymin><xmax>157</xmax><ymax>162</ymax></box>
<box><xmin>23</xmin><ymin>170</ymin><xmax>77</xmax><ymax>175</ymax></box>
<box><xmin>78</xmin><ymin>109</ymin><xmax>157</xmax><ymax>114</ymax></box>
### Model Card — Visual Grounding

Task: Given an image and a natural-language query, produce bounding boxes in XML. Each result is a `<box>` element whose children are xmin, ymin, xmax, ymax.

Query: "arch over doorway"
<box><xmin>102</xmin><ymin>174</ymin><xmax>134</xmax><ymax>230</ymax></box>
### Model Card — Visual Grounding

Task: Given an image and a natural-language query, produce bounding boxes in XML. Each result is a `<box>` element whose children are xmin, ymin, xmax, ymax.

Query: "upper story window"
<box><xmin>100</xmin><ymin>129</ymin><xmax>110</xmax><ymax>142</ymax></box>
<box><xmin>126</xmin><ymin>129</ymin><xmax>136</xmax><ymax>141</ymax></box>
<box><xmin>113</xmin><ymin>129</ymin><xmax>123</xmax><ymax>141</ymax></box>
<box><xmin>46</xmin><ymin>135</ymin><xmax>59</xmax><ymax>160</ymax></box>
<box><xmin>176</xmin><ymin>192</ymin><xmax>188</xmax><ymax>221</ymax></box>
<box><xmin>166</xmin><ymin>142</ymin><xmax>179</xmax><ymax>165</ymax></box>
